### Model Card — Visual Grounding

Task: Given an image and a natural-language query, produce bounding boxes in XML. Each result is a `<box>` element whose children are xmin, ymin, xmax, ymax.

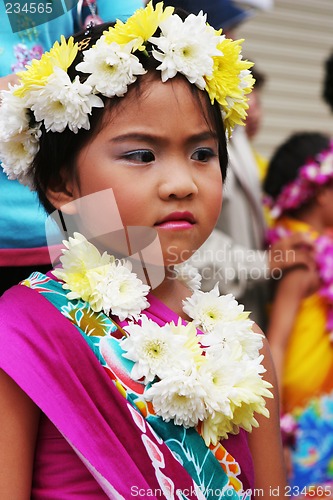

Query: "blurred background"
<box><xmin>234</xmin><ymin>0</ymin><xmax>333</xmax><ymax>159</ymax></box>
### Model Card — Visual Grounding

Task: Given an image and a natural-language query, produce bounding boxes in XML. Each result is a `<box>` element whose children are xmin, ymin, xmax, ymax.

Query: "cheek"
<box><xmin>206</xmin><ymin>173</ymin><xmax>223</xmax><ymax>221</ymax></box>
<box><xmin>113</xmin><ymin>189</ymin><xmax>147</xmax><ymax>226</ymax></box>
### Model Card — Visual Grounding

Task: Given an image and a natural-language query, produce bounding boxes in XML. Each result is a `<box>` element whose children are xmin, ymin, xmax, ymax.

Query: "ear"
<box><xmin>45</xmin><ymin>171</ymin><xmax>78</xmax><ymax>215</ymax></box>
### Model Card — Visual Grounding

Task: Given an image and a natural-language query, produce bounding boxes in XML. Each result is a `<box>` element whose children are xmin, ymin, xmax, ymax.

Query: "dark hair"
<box><xmin>323</xmin><ymin>50</ymin><xmax>333</xmax><ymax>112</ymax></box>
<box><xmin>264</xmin><ymin>131</ymin><xmax>330</xmax><ymax>200</ymax></box>
<box><xmin>32</xmin><ymin>17</ymin><xmax>228</xmax><ymax>214</ymax></box>
<box><xmin>251</xmin><ymin>65</ymin><xmax>266</xmax><ymax>91</ymax></box>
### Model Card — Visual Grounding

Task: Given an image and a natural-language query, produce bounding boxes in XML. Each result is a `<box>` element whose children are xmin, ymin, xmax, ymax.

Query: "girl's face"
<box><xmin>53</xmin><ymin>77</ymin><xmax>223</xmax><ymax>266</ymax></box>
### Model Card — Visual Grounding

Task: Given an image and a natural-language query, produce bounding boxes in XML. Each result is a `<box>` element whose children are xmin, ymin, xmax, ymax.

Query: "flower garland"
<box><xmin>0</xmin><ymin>1</ymin><xmax>254</xmax><ymax>187</ymax></box>
<box><xmin>53</xmin><ymin>232</ymin><xmax>272</xmax><ymax>446</ymax></box>
<box><xmin>267</xmin><ymin>141</ymin><xmax>333</xmax><ymax>219</ymax></box>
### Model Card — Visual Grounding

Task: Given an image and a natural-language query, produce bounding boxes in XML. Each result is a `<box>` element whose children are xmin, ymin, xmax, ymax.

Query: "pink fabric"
<box><xmin>0</xmin><ymin>285</ymin><xmax>198</xmax><ymax>498</ymax></box>
<box><xmin>0</xmin><ymin>284</ymin><xmax>254</xmax><ymax>497</ymax></box>
<box><xmin>33</xmin><ymin>414</ymin><xmax>108</xmax><ymax>498</ymax></box>
<box><xmin>0</xmin><ymin>246</ymin><xmax>52</xmax><ymax>266</ymax></box>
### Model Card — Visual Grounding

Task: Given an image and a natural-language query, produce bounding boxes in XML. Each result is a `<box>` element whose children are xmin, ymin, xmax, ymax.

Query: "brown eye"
<box><xmin>191</xmin><ymin>148</ymin><xmax>216</xmax><ymax>162</ymax></box>
<box><xmin>125</xmin><ymin>150</ymin><xmax>155</xmax><ymax>163</ymax></box>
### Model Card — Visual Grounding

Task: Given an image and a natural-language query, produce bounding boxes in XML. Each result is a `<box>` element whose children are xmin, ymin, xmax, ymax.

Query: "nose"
<box><xmin>158</xmin><ymin>160</ymin><xmax>199</xmax><ymax>200</ymax></box>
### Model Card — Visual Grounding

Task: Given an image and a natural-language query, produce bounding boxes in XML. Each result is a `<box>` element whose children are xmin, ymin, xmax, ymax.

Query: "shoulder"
<box><xmin>0</xmin><ymin>281</ymin><xmax>68</xmax><ymax>354</ymax></box>
<box><xmin>252</xmin><ymin>323</ymin><xmax>274</xmax><ymax>371</ymax></box>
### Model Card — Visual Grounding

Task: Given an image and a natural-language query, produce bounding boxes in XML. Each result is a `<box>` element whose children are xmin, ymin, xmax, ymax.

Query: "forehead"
<box><xmin>102</xmin><ymin>75</ymin><xmax>217</xmax><ymax>136</ymax></box>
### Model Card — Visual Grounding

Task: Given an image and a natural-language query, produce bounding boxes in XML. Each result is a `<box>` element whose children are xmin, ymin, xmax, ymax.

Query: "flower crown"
<box><xmin>267</xmin><ymin>141</ymin><xmax>333</xmax><ymax>219</ymax></box>
<box><xmin>0</xmin><ymin>1</ymin><xmax>254</xmax><ymax>187</ymax></box>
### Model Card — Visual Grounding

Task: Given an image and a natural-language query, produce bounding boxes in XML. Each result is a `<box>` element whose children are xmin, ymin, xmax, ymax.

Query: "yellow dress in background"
<box><xmin>272</xmin><ymin>217</ymin><xmax>333</xmax><ymax>488</ymax></box>
<box><xmin>282</xmin><ymin>292</ymin><xmax>333</xmax><ymax>413</ymax></box>
<box><xmin>275</xmin><ymin>218</ymin><xmax>333</xmax><ymax>414</ymax></box>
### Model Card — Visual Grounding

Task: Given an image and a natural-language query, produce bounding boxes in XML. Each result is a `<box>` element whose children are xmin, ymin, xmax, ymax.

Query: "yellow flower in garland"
<box><xmin>103</xmin><ymin>1</ymin><xmax>174</xmax><ymax>52</ymax></box>
<box><xmin>14</xmin><ymin>36</ymin><xmax>78</xmax><ymax>97</ymax></box>
<box><xmin>205</xmin><ymin>37</ymin><xmax>254</xmax><ymax>137</ymax></box>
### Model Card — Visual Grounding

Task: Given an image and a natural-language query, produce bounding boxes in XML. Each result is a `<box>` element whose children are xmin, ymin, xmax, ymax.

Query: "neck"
<box><xmin>149</xmin><ymin>268</ymin><xmax>192</xmax><ymax>319</ymax></box>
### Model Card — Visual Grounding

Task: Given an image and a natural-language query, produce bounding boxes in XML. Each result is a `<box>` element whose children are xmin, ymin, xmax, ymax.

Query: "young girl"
<box><xmin>0</xmin><ymin>3</ymin><xmax>285</xmax><ymax>498</ymax></box>
<box><xmin>264</xmin><ymin>132</ymin><xmax>333</xmax><ymax>493</ymax></box>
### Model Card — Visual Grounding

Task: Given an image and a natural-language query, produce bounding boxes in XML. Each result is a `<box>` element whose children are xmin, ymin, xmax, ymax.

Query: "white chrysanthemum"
<box><xmin>121</xmin><ymin>316</ymin><xmax>195</xmax><ymax>383</ymax></box>
<box><xmin>226</xmin><ymin>355</ymin><xmax>272</xmax><ymax>432</ymax></box>
<box><xmin>169</xmin><ymin>319</ymin><xmax>204</xmax><ymax>366</ymax></box>
<box><xmin>173</xmin><ymin>262</ymin><xmax>202</xmax><ymax>291</ymax></box>
<box><xmin>200</xmin><ymin>349</ymin><xmax>272</xmax><ymax>443</ymax></box>
<box><xmin>25</xmin><ymin>67</ymin><xmax>104</xmax><ymax>133</ymax></box>
<box><xmin>92</xmin><ymin>259</ymin><xmax>149</xmax><ymax>321</ymax></box>
<box><xmin>239</xmin><ymin>69</ymin><xmax>253</xmax><ymax>91</ymax></box>
<box><xmin>183</xmin><ymin>283</ymin><xmax>247</xmax><ymax>333</ymax></box>
<box><xmin>197</xmin><ymin>352</ymin><xmax>240</xmax><ymax>417</ymax></box>
<box><xmin>0</xmin><ymin>88</ymin><xmax>30</xmax><ymax>140</ymax></box>
<box><xmin>52</xmin><ymin>233</ymin><xmax>112</xmax><ymax>302</ymax></box>
<box><xmin>76</xmin><ymin>38</ymin><xmax>146</xmax><ymax>98</ymax></box>
<box><xmin>201</xmin><ymin>320</ymin><xmax>263</xmax><ymax>361</ymax></box>
<box><xmin>145</xmin><ymin>369</ymin><xmax>207</xmax><ymax>427</ymax></box>
<box><xmin>201</xmin><ymin>411</ymin><xmax>234</xmax><ymax>446</ymax></box>
<box><xmin>0</xmin><ymin>126</ymin><xmax>41</xmax><ymax>186</ymax></box>
<box><xmin>150</xmin><ymin>11</ymin><xmax>222</xmax><ymax>89</ymax></box>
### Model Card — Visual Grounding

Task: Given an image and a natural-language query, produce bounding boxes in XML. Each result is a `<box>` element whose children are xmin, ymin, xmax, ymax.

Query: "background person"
<box><xmin>264</xmin><ymin>131</ymin><xmax>333</xmax><ymax>493</ymax></box>
<box><xmin>323</xmin><ymin>49</ymin><xmax>333</xmax><ymax>113</ymax></box>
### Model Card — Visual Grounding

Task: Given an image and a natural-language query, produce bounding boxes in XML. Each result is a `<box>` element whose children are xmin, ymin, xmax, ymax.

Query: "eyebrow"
<box><xmin>109</xmin><ymin>131</ymin><xmax>218</xmax><ymax>145</ymax></box>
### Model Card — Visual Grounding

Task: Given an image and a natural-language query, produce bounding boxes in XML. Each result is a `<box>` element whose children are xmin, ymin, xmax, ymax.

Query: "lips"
<box><xmin>155</xmin><ymin>211</ymin><xmax>195</xmax><ymax>230</ymax></box>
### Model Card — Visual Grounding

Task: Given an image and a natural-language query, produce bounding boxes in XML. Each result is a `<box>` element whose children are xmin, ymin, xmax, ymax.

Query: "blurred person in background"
<box><xmin>265</xmin><ymin>131</ymin><xmax>333</xmax><ymax>493</ymax></box>
<box><xmin>0</xmin><ymin>0</ymin><xmax>144</xmax><ymax>296</ymax></box>
<box><xmin>323</xmin><ymin>49</ymin><xmax>333</xmax><ymax>113</ymax></box>
<box><xmin>245</xmin><ymin>64</ymin><xmax>268</xmax><ymax>183</ymax></box>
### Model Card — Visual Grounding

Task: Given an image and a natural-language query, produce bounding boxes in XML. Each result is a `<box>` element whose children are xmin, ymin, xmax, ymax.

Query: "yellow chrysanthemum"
<box><xmin>205</xmin><ymin>37</ymin><xmax>254</xmax><ymax>136</ymax></box>
<box><xmin>103</xmin><ymin>1</ymin><xmax>174</xmax><ymax>52</ymax></box>
<box><xmin>14</xmin><ymin>36</ymin><xmax>78</xmax><ymax>97</ymax></box>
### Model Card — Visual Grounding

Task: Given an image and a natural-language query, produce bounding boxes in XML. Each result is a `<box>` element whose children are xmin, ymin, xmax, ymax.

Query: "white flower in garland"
<box><xmin>25</xmin><ymin>67</ymin><xmax>104</xmax><ymax>133</ymax></box>
<box><xmin>226</xmin><ymin>354</ymin><xmax>272</xmax><ymax>431</ymax></box>
<box><xmin>0</xmin><ymin>89</ymin><xmax>30</xmax><ymax>140</ymax></box>
<box><xmin>197</xmin><ymin>349</ymin><xmax>240</xmax><ymax>417</ymax></box>
<box><xmin>200</xmin><ymin>318</ymin><xmax>263</xmax><ymax>361</ymax></box>
<box><xmin>173</xmin><ymin>262</ymin><xmax>202</xmax><ymax>292</ymax></box>
<box><xmin>145</xmin><ymin>368</ymin><xmax>208</xmax><ymax>427</ymax></box>
<box><xmin>183</xmin><ymin>283</ymin><xmax>248</xmax><ymax>333</ymax></box>
<box><xmin>53</xmin><ymin>233</ymin><xmax>149</xmax><ymax>321</ymax></box>
<box><xmin>52</xmin><ymin>233</ymin><xmax>112</xmax><ymax>302</ymax></box>
<box><xmin>169</xmin><ymin>319</ymin><xmax>204</xmax><ymax>366</ymax></box>
<box><xmin>91</xmin><ymin>260</ymin><xmax>149</xmax><ymax>321</ymax></box>
<box><xmin>201</xmin><ymin>412</ymin><xmax>235</xmax><ymax>446</ymax></box>
<box><xmin>199</xmin><ymin>349</ymin><xmax>272</xmax><ymax>444</ymax></box>
<box><xmin>121</xmin><ymin>316</ymin><xmax>199</xmax><ymax>383</ymax></box>
<box><xmin>76</xmin><ymin>38</ymin><xmax>146</xmax><ymax>98</ymax></box>
<box><xmin>150</xmin><ymin>11</ymin><xmax>222</xmax><ymax>89</ymax></box>
<box><xmin>0</xmin><ymin>126</ymin><xmax>41</xmax><ymax>186</ymax></box>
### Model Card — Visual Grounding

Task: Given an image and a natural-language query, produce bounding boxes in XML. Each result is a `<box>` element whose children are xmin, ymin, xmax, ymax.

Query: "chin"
<box><xmin>162</xmin><ymin>245</ymin><xmax>197</xmax><ymax>268</ymax></box>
